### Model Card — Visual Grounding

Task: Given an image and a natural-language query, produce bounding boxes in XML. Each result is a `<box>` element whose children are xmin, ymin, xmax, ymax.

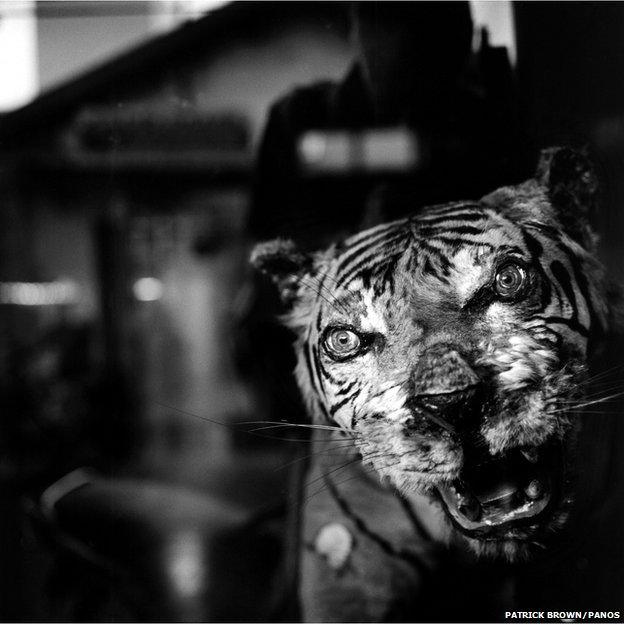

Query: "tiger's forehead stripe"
<box><xmin>334</xmin><ymin>221</ymin><xmax>407</xmax><ymax>275</ymax></box>
<box><xmin>332</xmin><ymin>205</ymin><xmax>506</xmax><ymax>291</ymax></box>
<box><xmin>335</xmin><ymin>231</ymin><xmax>411</xmax><ymax>289</ymax></box>
<box><xmin>336</xmin><ymin>229</ymin><xmax>406</xmax><ymax>284</ymax></box>
<box><xmin>341</xmin><ymin>217</ymin><xmax>407</xmax><ymax>249</ymax></box>
<box><xmin>418</xmin><ymin>211</ymin><xmax>488</xmax><ymax>226</ymax></box>
<box><xmin>416</xmin><ymin>200</ymin><xmax>481</xmax><ymax>219</ymax></box>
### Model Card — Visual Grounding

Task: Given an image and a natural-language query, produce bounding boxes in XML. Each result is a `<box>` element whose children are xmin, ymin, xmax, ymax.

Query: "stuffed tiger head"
<box><xmin>252</xmin><ymin>147</ymin><xmax>613</xmax><ymax>560</ymax></box>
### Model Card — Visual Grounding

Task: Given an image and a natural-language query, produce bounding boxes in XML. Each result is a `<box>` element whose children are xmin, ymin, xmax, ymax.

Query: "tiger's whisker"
<box><xmin>304</xmin><ymin>457</ymin><xmax>364</xmax><ymax>490</ymax></box>
<box><xmin>161</xmin><ymin>405</ymin><xmax>354</xmax><ymax>443</ymax></box>
<box><xmin>553</xmin><ymin>391</ymin><xmax>624</xmax><ymax>413</ymax></box>
<box><xmin>302</xmin><ymin>465</ymin><xmax>366</xmax><ymax>504</ymax></box>
<box><xmin>583</xmin><ymin>364</ymin><xmax>624</xmax><ymax>384</ymax></box>
<box><xmin>241</xmin><ymin>420</ymin><xmax>354</xmax><ymax>433</ymax></box>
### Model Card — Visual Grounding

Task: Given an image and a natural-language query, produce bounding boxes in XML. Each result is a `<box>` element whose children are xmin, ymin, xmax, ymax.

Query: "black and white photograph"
<box><xmin>0</xmin><ymin>1</ymin><xmax>623</xmax><ymax>622</ymax></box>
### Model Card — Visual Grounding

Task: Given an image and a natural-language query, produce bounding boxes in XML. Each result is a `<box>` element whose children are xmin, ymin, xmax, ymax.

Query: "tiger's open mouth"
<box><xmin>437</xmin><ymin>443</ymin><xmax>564</xmax><ymax>540</ymax></box>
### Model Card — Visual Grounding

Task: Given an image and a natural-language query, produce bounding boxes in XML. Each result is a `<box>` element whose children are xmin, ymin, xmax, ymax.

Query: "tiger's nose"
<box><xmin>409</xmin><ymin>345</ymin><xmax>481</xmax><ymax>432</ymax></box>
<box><xmin>412</xmin><ymin>344</ymin><xmax>480</xmax><ymax>396</ymax></box>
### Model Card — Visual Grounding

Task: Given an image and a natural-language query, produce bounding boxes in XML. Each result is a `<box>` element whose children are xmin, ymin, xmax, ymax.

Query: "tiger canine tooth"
<box><xmin>525</xmin><ymin>479</ymin><xmax>543</xmax><ymax>500</ymax></box>
<box><xmin>454</xmin><ymin>486</ymin><xmax>481</xmax><ymax>521</ymax></box>
<box><xmin>458</xmin><ymin>497</ymin><xmax>482</xmax><ymax>522</ymax></box>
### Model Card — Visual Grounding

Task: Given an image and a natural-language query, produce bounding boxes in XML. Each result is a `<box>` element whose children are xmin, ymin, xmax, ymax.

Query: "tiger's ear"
<box><xmin>536</xmin><ymin>146</ymin><xmax>598</xmax><ymax>249</ymax></box>
<box><xmin>250</xmin><ymin>239</ymin><xmax>315</xmax><ymax>306</ymax></box>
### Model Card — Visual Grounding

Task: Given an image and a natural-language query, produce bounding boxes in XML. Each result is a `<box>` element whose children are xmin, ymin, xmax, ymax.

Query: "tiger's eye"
<box><xmin>325</xmin><ymin>328</ymin><xmax>361</xmax><ymax>358</ymax></box>
<box><xmin>494</xmin><ymin>262</ymin><xmax>527</xmax><ymax>299</ymax></box>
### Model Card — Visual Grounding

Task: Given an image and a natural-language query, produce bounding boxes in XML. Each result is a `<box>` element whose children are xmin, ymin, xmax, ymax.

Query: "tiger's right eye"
<box><xmin>494</xmin><ymin>261</ymin><xmax>528</xmax><ymax>300</ymax></box>
<box><xmin>324</xmin><ymin>327</ymin><xmax>362</xmax><ymax>359</ymax></box>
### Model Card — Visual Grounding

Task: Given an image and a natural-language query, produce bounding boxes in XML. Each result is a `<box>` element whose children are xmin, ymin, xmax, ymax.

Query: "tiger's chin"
<box><xmin>436</xmin><ymin>442</ymin><xmax>574</xmax><ymax>560</ymax></box>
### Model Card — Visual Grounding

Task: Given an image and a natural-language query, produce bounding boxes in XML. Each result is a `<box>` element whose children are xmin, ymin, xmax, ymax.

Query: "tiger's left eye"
<box><xmin>324</xmin><ymin>328</ymin><xmax>362</xmax><ymax>358</ymax></box>
<box><xmin>494</xmin><ymin>262</ymin><xmax>527</xmax><ymax>299</ymax></box>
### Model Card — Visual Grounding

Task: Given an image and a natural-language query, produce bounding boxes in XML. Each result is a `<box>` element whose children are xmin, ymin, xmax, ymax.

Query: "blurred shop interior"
<box><xmin>0</xmin><ymin>1</ymin><xmax>624</xmax><ymax>621</ymax></box>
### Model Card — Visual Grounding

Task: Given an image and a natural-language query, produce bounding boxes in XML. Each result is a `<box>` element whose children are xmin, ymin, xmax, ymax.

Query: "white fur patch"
<box><xmin>365</xmin><ymin>383</ymin><xmax>408</xmax><ymax>421</ymax></box>
<box><xmin>450</xmin><ymin>248</ymin><xmax>487</xmax><ymax>303</ymax></box>
<box><xmin>482</xmin><ymin>390</ymin><xmax>556</xmax><ymax>454</ymax></box>
<box><xmin>359</xmin><ymin>288</ymin><xmax>388</xmax><ymax>333</ymax></box>
<box><xmin>485</xmin><ymin>301</ymin><xmax>514</xmax><ymax>328</ymax></box>
<box><xmin>331</xmin><ymin>413</ymin><xmax>349</xmax><ymax>429</ymax></box>
<box><xmin>491</xmin><ymin>334</ymin><xmax>559</xmax><ymax>390</ymax></box>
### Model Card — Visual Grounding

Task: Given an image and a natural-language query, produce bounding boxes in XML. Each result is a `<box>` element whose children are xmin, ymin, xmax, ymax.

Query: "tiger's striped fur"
<box><xmin>252</xmin><ymin>147</ymin><xmax>613</xmax><ymax>571</ymax></box>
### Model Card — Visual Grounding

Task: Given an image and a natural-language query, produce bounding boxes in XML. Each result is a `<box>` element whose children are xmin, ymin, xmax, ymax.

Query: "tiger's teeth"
<box><xmin>525</xmin><ymin>479</ymin><xmax>543</xmax><ymax>500</ymax></box>
<box><xmin>451</xmin><ymin>482</ymin><xmax>482</xmax><ymax>522</ymax></box>
<box><xmin>521</xmin><ymin>449</ymin><xmax>538</xmax><ymax>463</ymax></box>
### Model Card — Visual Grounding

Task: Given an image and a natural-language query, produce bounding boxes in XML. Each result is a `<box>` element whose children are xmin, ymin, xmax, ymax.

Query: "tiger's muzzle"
<box><xmin>408</xmin><ymin>343</ymin><xmax>565</xmax><ymax>543</ymax></box>
<box><xmin>409</xmin><ymin>344</ymin><xmax>482</xmax><ymax>433</ymax></box>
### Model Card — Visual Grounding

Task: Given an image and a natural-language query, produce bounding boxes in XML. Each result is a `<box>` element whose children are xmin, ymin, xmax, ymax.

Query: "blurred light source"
<box><xmin>133</xmin><ymin>277</ymin><xmax>164</xmax><ymax>302</ymax></box>
<box><xmin>362</xmin><ymin>129</ymin><xmax>420</xmax><ymax>171</ymax></box>
<box><xmin>0</xmin><ymin>280</ymin><xmax>78</xmax><ymax>306</ymax></box>
<box><xmin>298</xmin><ymin>128</ymin><xmax>420</xmax><ymax>175</ymax></box>
<box><xmin>149</xmin><ymin>0</ymin><xmax>231</xmax><ymax>33</ymax></box>
<box><xmin>0</xmin><ymin>0</ymin><xmax>38</xmax><ymax>111</ymax></box>
<box><xmin>299</xmin><ymin>132</ymin><xmax>329</xmax><ymax>164</ymax></box>
<box><xmin>471</xmin><ymin>0</ymin><xmax>516</xmax><ymax>65</ymax></box>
